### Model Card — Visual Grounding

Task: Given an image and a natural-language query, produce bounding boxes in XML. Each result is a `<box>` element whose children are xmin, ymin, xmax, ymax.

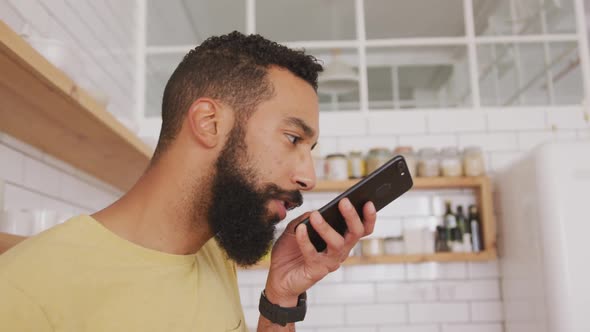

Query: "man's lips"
<box><xmin>272</xmin><ymin>200</ymin><xmax>288</xmax><ymax>220</ymax></box>
<box><xmin>271</xmin><ymin>198</ymin><xmax>301</xmax><ymax>221</ymax></box>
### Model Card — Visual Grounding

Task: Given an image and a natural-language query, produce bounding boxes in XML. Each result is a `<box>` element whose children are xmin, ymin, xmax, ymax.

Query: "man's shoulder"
<box><xmin>0</xmin><ymin>216</ymin><xmax>91</xmax><ymax>279</ymax></box>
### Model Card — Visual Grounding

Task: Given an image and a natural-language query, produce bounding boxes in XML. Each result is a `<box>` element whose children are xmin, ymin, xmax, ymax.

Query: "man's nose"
<box><xmin>292</xmin><ymin>153</ymin><xmax>317</xmax><ymax>191</ymax></box>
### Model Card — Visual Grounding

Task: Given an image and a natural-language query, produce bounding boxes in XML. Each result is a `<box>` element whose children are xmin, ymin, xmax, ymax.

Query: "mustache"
<box><xmin>261</xmin><ymin>183</ymin><xmax>303</xmax><ymax>209</ymax></box>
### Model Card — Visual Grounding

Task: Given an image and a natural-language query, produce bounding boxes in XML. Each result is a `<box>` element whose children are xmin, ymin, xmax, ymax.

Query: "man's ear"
<box><xmin>186</xmin><ymin>98</ymin><xmax>224</xmax><ymax>148</ymax></box>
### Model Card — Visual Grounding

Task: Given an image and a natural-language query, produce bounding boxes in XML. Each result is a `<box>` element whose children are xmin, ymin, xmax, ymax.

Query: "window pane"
<box><xmin>477</xmin><ymin>42</ymin><xmax>582</xmax><ymax>106</ymax></box>
<box><xmin>257</xmin><ymin>0</ymin><xmax>356</xmax><ymax>42</ymax></box>
<box><xmin>145</xmin><ymin>53</ymin><xmax>184</xmax><ymax>117</ymax></box>
<box><xmin>366</xmin><ymin>45</ymin><xmax>471</xmax><ymax>109</ymax></box>
<box><xmin>365</xmin><ymin>0</ymin><xmax>465</xmax><ymax>39</ymax></box>
<box><xmin>312</xmin><ymin>48</ymin><xmax>361</xmax><ymax>111</ymax></box>
<box><xmin>473</xmin><ymin>0</ymin><xmax>576</xmax><ymax>36</ymax></box>
<box><xmin>147</xmin><ymin>0</ymin><xmax>246</xmax><ymax>46</ymax></box>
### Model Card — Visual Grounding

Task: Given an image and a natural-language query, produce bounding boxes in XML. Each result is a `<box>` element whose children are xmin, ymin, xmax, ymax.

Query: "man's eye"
<box><xmin>286</xmin><ymin>134</ymin><xmax>301</xmax><ymax>145</ymax></box>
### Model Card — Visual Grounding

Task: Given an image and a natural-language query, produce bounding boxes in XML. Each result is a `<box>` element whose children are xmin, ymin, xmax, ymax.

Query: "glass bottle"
<box><xmin>469</xmin><ymin>205</ymin><xmax>483</xmax><ymax>252</ymax></box>
<box><xmin>435</xmin><ymin>226</ymin><xmax>450</xmax><ymax>252</ymax></box>
<box><xmin>455</xmin><ymin>205</ymin><xmax>467</xmax><ymax>246</ymax></box>
<box><xmin>443</xmin><ymin>201</ymin><xmax>457</xmax><ymax>248</ymax></box>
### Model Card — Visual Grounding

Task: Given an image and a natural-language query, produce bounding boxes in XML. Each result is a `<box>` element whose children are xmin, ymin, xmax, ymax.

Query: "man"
<box><xmin>0</xmin><ymin>32</ymin><xmax>376</xmax><ymax>331</ymax></box>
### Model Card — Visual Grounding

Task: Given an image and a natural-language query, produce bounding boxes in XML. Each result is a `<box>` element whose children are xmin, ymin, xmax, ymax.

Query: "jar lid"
<box><xmin>349</xmin><ymin>150</ymin><xmax>363</xmax><ymax>156</ymax></box>
<box><xmin>394</xmin><ymin>146</ymin><xmax>414</xmax><ymax>154</ymax></box>
<box><xmin>441</xmin><ymin>147</ymin><xmax>459</xmax><ymax>156</ymax></box>
<box><xmin>326</xmin><ymin>153</ymin><xmax>346</xmax><ymax>159</ymax></box>
<box><xmin>418</xmin><ymin>147</ymin><xmax>438</xmax><ymax>156</ymax></box>
<box><xmin>463</xmin><ymin>146</ymin><xmax>483</xmax><ymax>155</ymax></box>
<box><xmin>368</xmin><ymin>147</ymin><xmax>391</xmax><ymax>155</ymax></box>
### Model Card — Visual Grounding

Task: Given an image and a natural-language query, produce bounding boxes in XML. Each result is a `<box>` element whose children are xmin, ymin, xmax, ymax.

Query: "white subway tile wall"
<box><xmin>368</xmin><ymin>112</ymin><xmax>428</xmax><ymax>135</ymax></box>
<box><xmin>427</xmin><ymin>110</ymin><xmax>487</xmax><ymax>133</ymax></box>
<box><xmin>471</xmin><ymin>301</ymin><xmax>504</xmax><ymax>322</ymax></box>
<box><xmin>0</xmin><ymin>135</ymin><xmax>121</xmax><ymax>218</ymax></box>
<box><xmin>486</xmin><ymin>109</ymin><xmax>546</xmax><ymax>131</ymax></box>
<box><xmin>0</xmin><ymin>0</ymin><xmax>131</xmax><ymax>221</ymax></box>
<box><xmin>546</xmin><ymin>108</ymin><xmax>588</xmax><ymax>129</ymax></box>
<box><xmin>379</xmin><ymin>325</ymin><xmax>439</xmax><ymax>332</ymax></box>
<box><xmin>0</xmin><ymin>0</ymin><xmax>137</xmax><ymax>120</ymax></box>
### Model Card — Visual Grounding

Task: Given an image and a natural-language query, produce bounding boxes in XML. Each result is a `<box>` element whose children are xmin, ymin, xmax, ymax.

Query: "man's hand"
<box><xmin>264</xmin><ymin>198</ymin><xmax>376</xmax><ymax>307</ymax></box>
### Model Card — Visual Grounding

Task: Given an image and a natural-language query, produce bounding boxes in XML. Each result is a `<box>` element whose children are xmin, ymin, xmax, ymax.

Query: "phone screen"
<box><xmin>297</xmin><ymin>155</ymin><xmax>413</xmax><ymax>252</ymax></box>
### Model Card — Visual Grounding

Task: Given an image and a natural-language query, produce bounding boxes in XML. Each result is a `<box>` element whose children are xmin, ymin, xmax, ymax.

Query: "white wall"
<box><xmin>240</xmin><ymin>261</ymin><xmax>503</xmax><ymax>332</ymax></box>
<box><xmin>0</xmin><ymin>0</ymin><xmax>136</xmax><ymax>216</ymax></box>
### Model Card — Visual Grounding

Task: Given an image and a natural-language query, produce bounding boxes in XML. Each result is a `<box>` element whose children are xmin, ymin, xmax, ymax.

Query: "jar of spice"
<box><xmin>361</xmin><ymin>238</ymin><xmax>384</xmax><ymax>256</ymax></box>
<box><xmin>440</xmin><ymin>147</ymin><xmax>463</xmax><ymax>177</ymax></box>
<box><xmin>463</xmin><ymin>147</ymin><xmax>486</xmax><ymax>176</ymax></box>
<box><xmin>366</xmin><ymin>148</ymin><xmax>391</xmax><ymax>174</ymax></box>
<box><xmin>348</xmin><ymin>151</ymin><xmax>365</xmax><ymax>179</ymax></box>
<box><xmin>417</xmin><ymin>148</ymin><xmax>440</xmax><ymax>177</ymax></box>
<box><xmin>325</xmin><ymin>153</ymin><xmax>348</xmax><ymax>180</ymax></box>
<box><xmin>384</xmin><ymin>236</ymin><xmax>405</xmax><ymax>255</ymax></box>
<box><xmin>394</xmin><ymin>146</ymin><xmax>417</xmax><ymax>177</ymax></box>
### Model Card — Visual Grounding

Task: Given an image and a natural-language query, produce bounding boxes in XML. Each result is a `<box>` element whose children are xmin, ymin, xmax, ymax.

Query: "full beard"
<box><xmin>207</xmin><ymin>124</ymin><xmax>302</xmax><ymax>267</ymax></box>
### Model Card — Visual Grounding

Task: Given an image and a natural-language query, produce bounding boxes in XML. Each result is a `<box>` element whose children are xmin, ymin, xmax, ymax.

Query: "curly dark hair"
<box><xmin>153</xmin><ymin>31</ymin><xmax>323</xmax><ymax>160</ymax></box>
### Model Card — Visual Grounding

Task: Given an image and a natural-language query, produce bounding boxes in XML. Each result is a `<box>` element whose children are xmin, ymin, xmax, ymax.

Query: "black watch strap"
<box><xmin>258</xmin><ymin>290</ymin><xmax>307</xmax><ymax>326</ymax></box>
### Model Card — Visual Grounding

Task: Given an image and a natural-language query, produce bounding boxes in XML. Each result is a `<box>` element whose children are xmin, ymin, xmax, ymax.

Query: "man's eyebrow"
<box><xmin>284</xmin><ymin>117</ymin><xmax>316</xmax><ymax>139</ymax></box>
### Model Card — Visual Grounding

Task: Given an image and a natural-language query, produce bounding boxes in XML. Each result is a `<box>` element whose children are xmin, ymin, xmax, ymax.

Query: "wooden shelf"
<box><xmin>0</xmin><ymin>21</ymin><xmax>151</xmax><ymax>191</ymax></box>
<box><xmin>242</xmin><ymin>176</ymin><xmax>497</xmax><ymax>270</ymax></box>
<box><xmin>244</xmin><ymin>248</ymin><xmax>498</xmax><ymax>270</ymax></box>
<box><xmin>314</xmin><ymin>176</ymin><xmax>489</xmax><ymax>192</ymax></box>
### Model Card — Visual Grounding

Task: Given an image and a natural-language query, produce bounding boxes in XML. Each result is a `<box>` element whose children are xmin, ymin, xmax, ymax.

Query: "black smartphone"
<box><xmin>297</xmin><ymin>155</ymin><xmax>413</xmax><ymax>252</ymax></box>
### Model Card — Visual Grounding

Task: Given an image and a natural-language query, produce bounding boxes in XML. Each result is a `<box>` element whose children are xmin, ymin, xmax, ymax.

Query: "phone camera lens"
<box><xmin>397</xmin><ymin>161</ymin><xmax>406</xmax><ymax>175</ymax></box>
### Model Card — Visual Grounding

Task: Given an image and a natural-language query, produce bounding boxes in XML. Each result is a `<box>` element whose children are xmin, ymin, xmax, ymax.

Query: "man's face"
<box><xmin>207</xmin><ymin>67</ymin><xmax>320</xmax><ymax>267</ymax></box>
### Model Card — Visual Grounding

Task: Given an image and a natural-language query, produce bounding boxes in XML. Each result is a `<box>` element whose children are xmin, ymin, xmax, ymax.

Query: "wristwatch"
<box><xmin>258</xmin><ymin>290</ymin><xmax>307</xmax><ymax>326</ymax></box>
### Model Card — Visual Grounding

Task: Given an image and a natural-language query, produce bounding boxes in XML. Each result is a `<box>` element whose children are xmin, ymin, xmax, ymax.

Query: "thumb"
<box><xmin>284</xmin><ymin>211</ymin><xmax>313</xmax><ymax>235</ymax></box>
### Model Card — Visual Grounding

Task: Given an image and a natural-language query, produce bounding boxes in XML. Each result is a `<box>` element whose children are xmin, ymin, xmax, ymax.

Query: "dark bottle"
<box><xmin>435</xmin><ymin>226</ymin><xmax>450</xmax><ymax>252</ymax></box>
<box><xmin>455</xmin><ymin>205</ymin><xmax>467</xmax><ymax>241</ymax></box>
<box><xmin>443</xmin><ymin>201</ymin><xmax>457</xmax><ymax>245</ymax></box>
<box><xmin>468</xmin><ymin>205</ymin><xmax>483</xmax><ymax>252</ymax></box>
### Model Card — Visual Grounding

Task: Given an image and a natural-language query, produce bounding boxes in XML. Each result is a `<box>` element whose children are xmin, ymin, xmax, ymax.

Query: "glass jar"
<box><xmin>417</xmin><ymin>148</ymin><xmax>440</xmax><ymax>177</ymax></box>
<box><xmin>366</xmin><ymin>148</ymin><xmax>392</xmax><ymax>174</ymax></box>
<box><xmin>384</xmin><ymin>236</ymin><xmax>405</xmax><ymax>255</ymax></box>
<box><xmin>348</xmin><ymin>151</ymin><xmax>365</xmax><ymax>179</ymax></box>
<box><xmin>361</xmin><ymin>238</ymin><xmax>384</xmax><ymax>256</ymax></box>
<box><xmin>440</xmin><ymin>147</ymin><xmax>463</xmax><ymax>177</ymax></box>
<box><xmin>313</xmin><ymin>156</ymin><xmax>325</xmax><ymax>180</ymax></box>
<box><xmin>325</xmin><ymin>153</ymin><xmax>348</xmax><ymax>180</ymax></box>
<box><xmin>463</xmin><ymin>147</ymin><xmax>486</xmax><ymax>176</ymax></box>
<box><xmin>394</xmin><ymin>146</ymin><xmax>417</xmax><ymax>177</ymax></box>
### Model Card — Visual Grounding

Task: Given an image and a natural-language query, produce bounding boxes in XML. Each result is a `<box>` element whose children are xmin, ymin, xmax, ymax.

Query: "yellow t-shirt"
<box><xmin>0</xmin><ymin>215</ymin><xmax>249</xmax><ymax>332</ymax></box>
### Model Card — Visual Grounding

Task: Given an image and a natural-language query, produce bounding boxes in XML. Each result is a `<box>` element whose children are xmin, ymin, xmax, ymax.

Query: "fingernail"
<box><xmin>312</xmin><ymin>211</ymin><xmax>323</xmax><ymax>223</ymax></box>
<box><xmin>343</xmin><ymin>199</ymin><xmax>352</xmax><ymax>209</ymax></box>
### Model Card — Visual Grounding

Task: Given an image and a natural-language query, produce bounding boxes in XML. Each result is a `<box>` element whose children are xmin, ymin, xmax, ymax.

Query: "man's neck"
<box><xmin>92</xmin><ymin>158</ymin><xmax>214</xmax><ymax>256</ymax></box>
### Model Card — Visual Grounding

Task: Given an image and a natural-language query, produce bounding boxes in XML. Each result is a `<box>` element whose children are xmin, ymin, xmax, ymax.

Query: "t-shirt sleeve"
<box><xmin>0</xmin><ymin>279</ymin><xmax>53</xmax><ymax>332</ymax></box>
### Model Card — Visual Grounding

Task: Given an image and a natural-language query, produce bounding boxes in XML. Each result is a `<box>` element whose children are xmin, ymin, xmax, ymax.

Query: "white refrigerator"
<box><xmin>496</xmin><ymin>140</ymin><xmax>590</xmax><ymax>332</ymax></box>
